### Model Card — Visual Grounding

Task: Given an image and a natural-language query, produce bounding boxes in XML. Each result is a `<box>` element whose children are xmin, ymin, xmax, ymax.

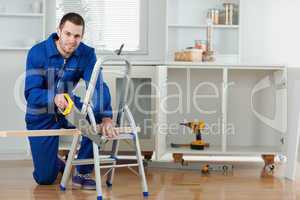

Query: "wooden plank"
<box><xmin>0</xmin><ymin>127</ymin><xmax>140</xmax><ymax>137</ymax></box>
<box><xmin>0</xmin><ymin>129</ymin><xmax>79</xmax><ymax>137</ymax></box>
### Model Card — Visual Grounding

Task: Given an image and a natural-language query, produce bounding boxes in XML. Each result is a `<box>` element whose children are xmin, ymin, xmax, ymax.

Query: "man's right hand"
<box><xmin>54</xmin><ymin>94</ymin><xmax>68</xmax><ymax>110</ymax></box>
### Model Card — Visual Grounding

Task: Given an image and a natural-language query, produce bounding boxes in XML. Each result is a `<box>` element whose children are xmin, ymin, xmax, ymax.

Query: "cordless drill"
<box><xmin>180</xmin><ymin>121</ymin><xmax>207</xmax><ymax>150</ymax></box>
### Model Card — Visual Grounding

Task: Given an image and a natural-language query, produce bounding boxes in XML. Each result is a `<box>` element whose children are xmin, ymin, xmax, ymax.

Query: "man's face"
<box><xmin>57</xmin><ymin>21</ymin><xmax>83</xmax><ymax>55</ymax></box>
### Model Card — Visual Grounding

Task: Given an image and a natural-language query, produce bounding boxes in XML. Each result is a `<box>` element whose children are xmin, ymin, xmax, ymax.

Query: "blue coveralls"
<box><xmin>24</xmin><ymin>33</ymin><xmax>113</xmax><ymax>185</ymax></box>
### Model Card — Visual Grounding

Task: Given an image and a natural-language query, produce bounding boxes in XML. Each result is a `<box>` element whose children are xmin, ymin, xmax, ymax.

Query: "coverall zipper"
<box><xmin>55</xmin><ymin>58</ymin><xmax>67</xmax><ymax>122</ymax></box>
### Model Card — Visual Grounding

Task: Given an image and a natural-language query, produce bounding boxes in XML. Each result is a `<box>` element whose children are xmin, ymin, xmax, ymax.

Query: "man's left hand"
<box><xmin>99</xmin><ymin>118</ymin><xmax>118</xmax><ymax>139</ymax></box>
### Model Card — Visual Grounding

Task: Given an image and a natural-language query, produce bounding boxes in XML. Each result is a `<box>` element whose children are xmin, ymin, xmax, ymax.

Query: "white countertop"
<box><xmin>103</xmin><ymin>60</ymin><xmax>286</xmax><ymax>69</ymax></box>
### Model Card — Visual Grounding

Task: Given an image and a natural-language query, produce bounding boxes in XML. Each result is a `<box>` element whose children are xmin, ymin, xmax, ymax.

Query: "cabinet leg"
<box><xmin>58</xmin><ymin>150</ymin><xmax>69</xmax><ymax>161</ymax></box>
<box><xmin>143</xmin><ymin>151</ymin><xmax>153</xmax><ymax>161</ymax></box>
<box><xmin>261</xmin><ymin>154</ymin><xmax>275</xmax><ymax>177</ymax></box>
<box><xmin>201</xmin><ymin>164</ymin><xmax>210</xmax><ymax>174</ymax></box>
<box><xmin>172</xmin><ymin>153</ymin><xmax>184</xmax><ymax>163</ymax></box>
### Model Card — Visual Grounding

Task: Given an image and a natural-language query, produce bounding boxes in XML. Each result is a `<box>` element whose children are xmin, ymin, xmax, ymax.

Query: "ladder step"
<box><xmin>101</xmin><ymin>133</ymin><xmax>134</xmax><ymax>140</ymax></box>
<box><xmin>71</xmin><ymin>159</ymin><xmax>139</xmax><ymax>168</ymax></box>
<box><xmin>72</xmin><ymin>158</ymin><xmax>116</xmax><ymax>165</ymax></box>
<box><xmin>100</xmin><ymin>163</ymin><xmax>139</xmax><ymax>169</ymax></box>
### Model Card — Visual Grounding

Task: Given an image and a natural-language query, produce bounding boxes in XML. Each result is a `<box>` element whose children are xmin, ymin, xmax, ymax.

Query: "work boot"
<box><xmin>72</xmin><ymin>173</ymin><xmax>96</xmax><ymax>190</ymax></box>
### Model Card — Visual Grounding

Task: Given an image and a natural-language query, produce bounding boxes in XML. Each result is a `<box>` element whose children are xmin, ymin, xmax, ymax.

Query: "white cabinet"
<box><xmin>102</xmin><ymin>64</ymin><xmax>156</xmax><ymax>152</ymax></box>
<box><xmin>0</xmin><ymin>0</ymin><xmax>45</xmax><ymax>50</ymax></box>
<box><xmin>166</xmin><ymin>0</ymin><xmax>240</xmax><ymax>62</ymax></box>
<box><xmin>154</xmin><ymin>64</ymin><xmax>287</xmax><ymax>160</ymax></box>
<box><xmin>59</xmin><ymin>64</ymin><xmax>157</xmax><ymax>152</ymax></box>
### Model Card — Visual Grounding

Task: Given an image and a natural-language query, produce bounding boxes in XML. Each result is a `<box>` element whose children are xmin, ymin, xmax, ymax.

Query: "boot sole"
<box><xmin>72</xmin><ymin>182</ymin><xmax>82</xmax><ymax>189</ymax></box>
<box><xmin>82</xmin><ymin>185</ymin><xmax>96</xmax><ymax>190</ymax></box>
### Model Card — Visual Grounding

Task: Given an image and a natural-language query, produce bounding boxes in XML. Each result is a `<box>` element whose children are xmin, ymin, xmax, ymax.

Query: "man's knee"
<box><xmin>33</xmin><ymin>170</ymin><xmax>57</xmax><ymax>185</ymax></box>
<box><xmin>34</xmin><ymin>175</ymin><xmax>57</xmax><ymax>185</ymax></box>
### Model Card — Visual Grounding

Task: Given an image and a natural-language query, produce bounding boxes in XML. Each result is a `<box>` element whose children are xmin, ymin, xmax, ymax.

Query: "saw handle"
<box><xmin>59</xmin><ymin>93</ymin><xmax>74</xmax><ymax>116</ymax></box>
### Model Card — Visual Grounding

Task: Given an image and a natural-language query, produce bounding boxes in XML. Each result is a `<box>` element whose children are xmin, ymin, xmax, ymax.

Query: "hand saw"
<box><xmin>59</xmin><ymin>93</ymin><xmax>104</xmax><ymax>146</ymax></box>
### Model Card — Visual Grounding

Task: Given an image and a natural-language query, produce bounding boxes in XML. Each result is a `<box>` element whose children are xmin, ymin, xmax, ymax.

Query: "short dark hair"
<box><xmin>59</xmin><ymin>12</ymin><xmax>85</xmax><ymax>34</ymax></box>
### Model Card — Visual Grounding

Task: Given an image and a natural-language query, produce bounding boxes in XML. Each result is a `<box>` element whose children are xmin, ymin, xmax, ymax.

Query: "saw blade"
<box><xmin>64</xmin><ymin>104</ymin><xmax>103</xmax><ymax>146</ymax></box>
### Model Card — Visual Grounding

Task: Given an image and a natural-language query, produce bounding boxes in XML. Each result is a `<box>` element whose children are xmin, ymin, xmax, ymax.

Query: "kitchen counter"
<box><xmin>103</xmin><ymin>60</ymin><xmax>286</xmax><ymax>69</ymax></box>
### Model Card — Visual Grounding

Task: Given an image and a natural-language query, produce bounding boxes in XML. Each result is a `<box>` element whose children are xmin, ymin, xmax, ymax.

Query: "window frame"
<box><xmin>95</xmin><ymin>0</ymin><xmax>149</xmax><ymax>55</ymax></box>
<box><xmin>56</xmin><ymin>0</ymin><xmax>149</xmax><ymax>55</ymax></box>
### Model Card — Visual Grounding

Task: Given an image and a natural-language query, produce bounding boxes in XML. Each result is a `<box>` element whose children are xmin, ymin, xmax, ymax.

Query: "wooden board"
<box><xmin>0</xmin><ymin>126</ymin><xmax>140</xmax><ymax>137</ymax></box>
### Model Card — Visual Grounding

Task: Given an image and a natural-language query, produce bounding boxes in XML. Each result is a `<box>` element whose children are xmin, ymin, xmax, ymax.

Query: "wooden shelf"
<box><xmin>226</xmin><ymin>146</ymin><xmax>282</xmax><ymax>155</ymax></box>
<box><xmin>165</xmin><ymin>145</ymin><xmax>281</xmax><ymax>156</ymax></box>
<box><xmin>0</xmin><ymin>47</ymin><xmax>30</xmax><ymax>50</ymax></box>
<box><xmin>166</xmin><ymin>146</ymin><xmax>223</xmax><ymax>155</ymax></box>
<box><xmin>168</xmin><ymin>24</ymin><xmax>239</xmax><ymax>29</ymax></box>
<box><xmin>0</xmin><ymin>13</ymin><xmax>44</xmax><ymax>17</ymax></box>
<box><xmin>163</xmin><ymin>62</ymin><xmax>285</xmax><ymax>69</ymax></box>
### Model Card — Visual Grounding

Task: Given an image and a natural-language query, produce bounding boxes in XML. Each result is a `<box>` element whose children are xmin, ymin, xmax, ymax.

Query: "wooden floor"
<box><xmin>0</xmin><ymin>160</ymin><xmax>299</xmax><ymax>200</ymax></box>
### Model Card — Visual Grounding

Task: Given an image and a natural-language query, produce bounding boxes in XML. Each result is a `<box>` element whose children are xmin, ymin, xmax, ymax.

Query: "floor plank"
<box><xmin>0</xmin><ymin>160</ymin><xmax>299</xmax><ymax>200</ymax></box>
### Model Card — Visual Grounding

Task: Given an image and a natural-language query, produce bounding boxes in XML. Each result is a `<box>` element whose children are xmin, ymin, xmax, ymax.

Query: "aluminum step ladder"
<box><xmin>59</xmin><ymin>54</ymin><xmax>149</xmax><ymax>200</ymax></box>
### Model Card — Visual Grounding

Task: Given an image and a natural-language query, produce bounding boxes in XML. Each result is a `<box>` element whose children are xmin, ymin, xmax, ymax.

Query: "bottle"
<box><xmin>207</xmin><ymin>9</ymin><xmax>215</xmax><ymax>24</ymax></box>
<box><xmin>214</xmin><ymin>9</ymin><xmax>219</xmax><ymax>25</ymax></box>
<box><xmin>194</xmin><ymin>40</ymin><xmax>201</xmax><ymax>49</ymax></box>
<box><xmin>31</xmin><ymin>1</ymin><xmax>42</xmax><ymax>13</ymax></box>
<box><xmin>223</xmin><ymin>3</ymin><xmax>234</xmax><ymax>25</ymax></box>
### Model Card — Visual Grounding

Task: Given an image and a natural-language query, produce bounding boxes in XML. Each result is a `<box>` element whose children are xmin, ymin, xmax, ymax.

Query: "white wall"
<box><xmin>0</xmin><ymin>0</ymin><xmax>166</xmax><ymax>159</ymax></box>
<box><xmin>240</xmin><ymin>0</ymin><xmax>300</xmax><ymax>66</ymax></box>
<box><xmin>46</xmin><ymin>0</ymin><xmax>166</xmax><ymax>61</ymax></box>
<box><xmin>1</xmin><ymin>0</ymin><xmax>300</xmax><ymax>161</ymax></box>
<box><xmin>0</xmin><ymin>51</ymin><xmax>28</xmax><ymax>159</ymax></box>
<box><xmin>239</xmin><ymin>0</ymin><xmax>300</xmax><ymax>179</ymax></box>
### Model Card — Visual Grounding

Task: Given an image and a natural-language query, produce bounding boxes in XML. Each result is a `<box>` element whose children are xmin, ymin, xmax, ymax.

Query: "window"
<box><xmin>56</xmin><ymin>0</ymin><xmax>148</xmax><ymax>53</ymax></box>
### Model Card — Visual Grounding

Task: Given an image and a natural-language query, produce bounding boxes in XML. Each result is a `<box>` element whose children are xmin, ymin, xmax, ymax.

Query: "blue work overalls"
<box><xmin>24</xmin><ymin>33</ymin><xmax>112</xmax><ymax>185</ymax></box>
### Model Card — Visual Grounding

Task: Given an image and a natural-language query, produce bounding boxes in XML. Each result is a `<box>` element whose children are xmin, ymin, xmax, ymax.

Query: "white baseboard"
<box><xmin>0</xmin><ymin>149</ymin><xmax>32</xmax><ymax>160</ymax></box>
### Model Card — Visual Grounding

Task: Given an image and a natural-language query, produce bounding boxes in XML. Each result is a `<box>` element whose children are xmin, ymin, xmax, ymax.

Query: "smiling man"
<box><xmin>24</xmin><ymin>12</ymin><xmax>117</xmax><ymax>189</ymax></box>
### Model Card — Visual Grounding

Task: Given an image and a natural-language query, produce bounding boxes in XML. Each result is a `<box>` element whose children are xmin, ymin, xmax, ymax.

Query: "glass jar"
<box><xmin>194</xmin><ymin>40</ymin><xmax>207</xmax><ymax>52</ymax></box>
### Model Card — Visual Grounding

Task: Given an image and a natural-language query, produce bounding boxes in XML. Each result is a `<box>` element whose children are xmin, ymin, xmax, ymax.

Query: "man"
<box><xmin>24</xmin><ymin>12</ymin><xmax>117</xmax><ymax>189</ymax></box>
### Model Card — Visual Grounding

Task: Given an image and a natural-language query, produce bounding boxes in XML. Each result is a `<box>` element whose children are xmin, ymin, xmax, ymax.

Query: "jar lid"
<box><xmin>186</xmin><ymin>48</ymin><xmax>203</xmax><ymax>52</ymax></box>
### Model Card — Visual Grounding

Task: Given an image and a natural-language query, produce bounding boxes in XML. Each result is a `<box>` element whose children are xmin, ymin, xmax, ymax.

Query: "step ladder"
<box><xmin>59</xmin><ymin>54</ymin><xmax>149</xmax><ymax>200</ymax></box>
